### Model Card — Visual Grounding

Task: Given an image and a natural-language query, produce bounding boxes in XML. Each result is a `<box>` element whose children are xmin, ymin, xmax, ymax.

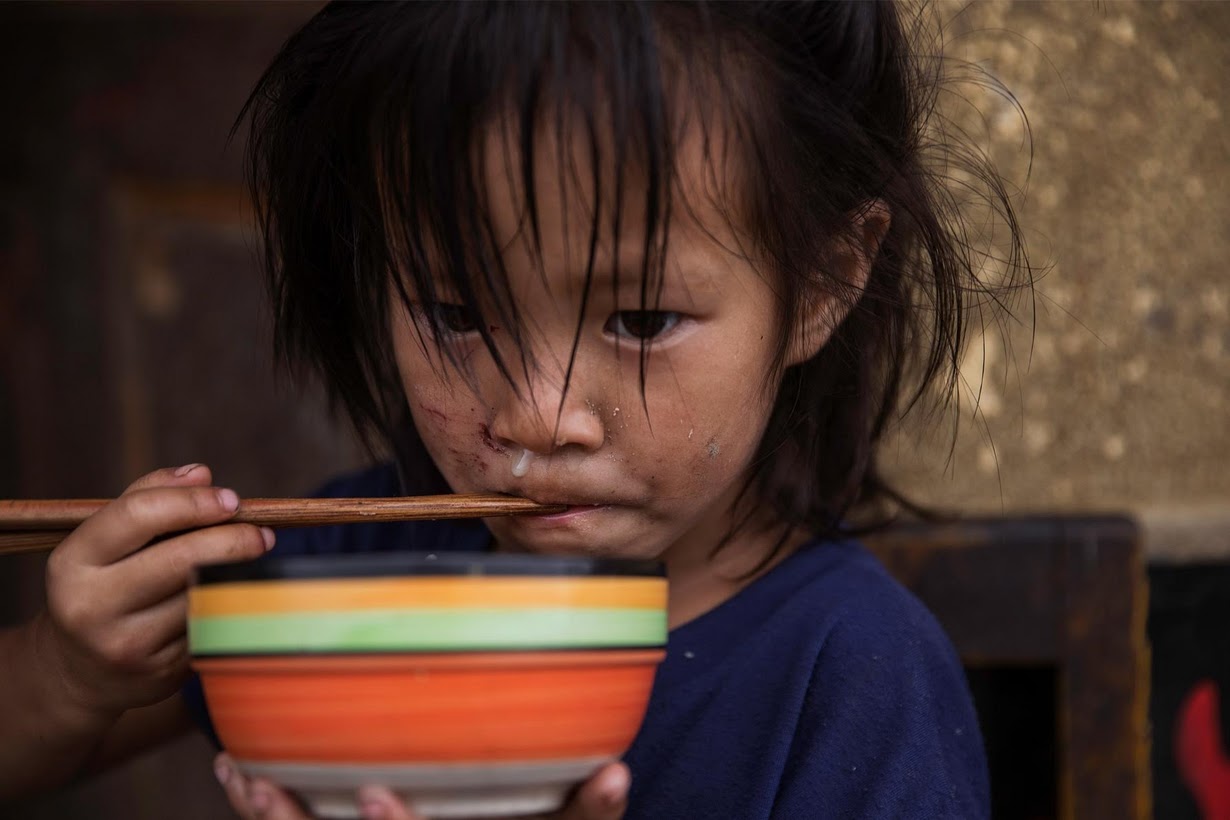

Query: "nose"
<box><xmin>487</xmin><ymin>361</ymin><xmax>605</xmax><ymax>455</ymax></box>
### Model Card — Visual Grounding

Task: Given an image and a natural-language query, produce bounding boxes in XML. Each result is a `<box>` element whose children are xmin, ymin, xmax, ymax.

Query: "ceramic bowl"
<box><xmin>189</xmin><ymin>552</ymin><xmax>667</xmax><ymax>819</ymax></box>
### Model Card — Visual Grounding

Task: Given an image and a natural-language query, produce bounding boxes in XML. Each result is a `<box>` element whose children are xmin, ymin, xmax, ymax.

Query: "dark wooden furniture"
<box><xmin>866</xmin><ymin>515</ymin><xmax>1151</xmax><ymax>820</ymax></box>
<box><xmin>0</xmin><ymin>5</ymin><xmax>338</xmax><ymax>819</ymax></box>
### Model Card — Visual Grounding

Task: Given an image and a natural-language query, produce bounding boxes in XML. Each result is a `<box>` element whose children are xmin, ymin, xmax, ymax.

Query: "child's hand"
<box><xmin>36</xmin><ymin>464</ymin><xmax>273</xmax><ymax>719</ymax></box>
<box><xmin>214</xmin><ymin>752</ymin><xmax>629</xmax><ymax>820</ymax></box>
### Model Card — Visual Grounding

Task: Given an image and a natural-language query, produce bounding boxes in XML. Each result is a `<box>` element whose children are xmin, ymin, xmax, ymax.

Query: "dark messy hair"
<box><xmin>241</xmin><ymin>1</ymin><xmax>1030</xmax><ymax>544</ymax></box>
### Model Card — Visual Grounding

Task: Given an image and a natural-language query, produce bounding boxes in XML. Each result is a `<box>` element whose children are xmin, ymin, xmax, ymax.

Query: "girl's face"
<box><xmin>390</xmin><ymin>121</ymin><xmax>800</xmax><ymax>577</ymax></box>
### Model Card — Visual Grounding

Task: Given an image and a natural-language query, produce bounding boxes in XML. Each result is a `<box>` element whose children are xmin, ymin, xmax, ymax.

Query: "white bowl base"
<box><xmin>236</xmin><ymin>757</ymin><xmax>611</xmax><ymax>819</ymax></box>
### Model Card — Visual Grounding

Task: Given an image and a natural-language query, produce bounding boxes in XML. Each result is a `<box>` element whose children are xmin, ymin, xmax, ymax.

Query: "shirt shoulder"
<box><xmin>800</xmin><ymin>540</ymin><xmax>961</xmax><ymax>669</ymax></box>
<box><xmin>626</xmin><ymin>540</ymin><xmax>987</xmax><ymax>820</ymax></box>
<box><xmin>776</xmin><ymin>543</ymin><xmax>989</xmax><ymax>818</ymax></box>
<box><xmin>665</xmin><ymin>540</ymin><xmax>948</xmax><ymax>673</ymax></box>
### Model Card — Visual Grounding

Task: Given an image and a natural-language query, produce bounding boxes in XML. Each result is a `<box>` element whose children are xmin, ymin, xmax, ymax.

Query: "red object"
<box><xmin>1176</xmin><ymin>679</ymin><xmax>1230</xmax><ymax>819</ymax></box>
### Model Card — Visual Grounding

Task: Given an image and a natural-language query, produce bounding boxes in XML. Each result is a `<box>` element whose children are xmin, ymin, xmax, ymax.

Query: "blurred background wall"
<box><xmin>0</xmin><ymin>2</ymin><xmax>1225</xmax><ymax>818</ymax></box>
<box><xmin>878</xmin><ymin>7</ymin><xmax>1230</xmax><ymax>816</ymax></box>
<box><xmin>884</xmin><ymin>0</ymin><xmax>1230</xmax><ymax>551</ymax></box>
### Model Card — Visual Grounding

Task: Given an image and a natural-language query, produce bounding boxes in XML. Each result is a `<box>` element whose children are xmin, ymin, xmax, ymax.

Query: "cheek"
<box><xmin>649</xmin><ymin>356</ymin><xmax>772</xmax><ymax>464</ymax></box>
<box><xmin>403</xmin><ymin>379</ymin><xmax>492</xmax><ymax>484</ymax></box>
<box><xmin>640</xmin><ymin>378</ymin><xmax>774</xmax><ymax>491</ymax></box>
<box><xmin>392</xmin><ymin>323</ymin><xmax>493</xmax><ymax>479</ymax></box>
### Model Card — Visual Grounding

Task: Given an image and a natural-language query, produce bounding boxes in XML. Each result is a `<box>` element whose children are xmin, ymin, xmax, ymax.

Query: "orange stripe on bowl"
<box><xmin>196</xmin><ymin>650</ymin><xmax>663</xmax><ymax>764</ymax></box>
<box><xmin>194</xmin><ymin>650</ymin><xmax>665</xmax><ymax>673</ymax></box>
<box><xmin>191</xmin><ymin>576</ymin><xmax>667</xmax><ymax>616</ymax></box>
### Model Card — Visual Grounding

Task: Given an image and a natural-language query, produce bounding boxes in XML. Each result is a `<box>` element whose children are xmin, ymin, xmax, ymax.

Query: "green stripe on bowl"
<box><xmin>189</xmin><ymin>607</ymin><xmax>667</xmax><ymax>655</ymax></box>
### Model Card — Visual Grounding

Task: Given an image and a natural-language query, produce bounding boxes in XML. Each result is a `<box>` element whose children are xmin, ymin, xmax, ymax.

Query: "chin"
<box><xmin>497</xmin><ymin>537</ymin><xmax>611</xmax><ymax>559</ymax></box>
<box><xmin>492</xmin><ymin>530</ymin><xmax>645</xmax><ymax>562</ymax></box>
<box><xmin>487</xmin><ymin>508</ymin><xmax>672</xmax><ymax>563</ymax></box>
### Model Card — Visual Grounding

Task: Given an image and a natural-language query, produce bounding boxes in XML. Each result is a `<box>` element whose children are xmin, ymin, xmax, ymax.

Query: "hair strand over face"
<box><xmin>240</xmin><ymin>0</ymin><xmax>1034</xmax><ymax>554</ymax></box>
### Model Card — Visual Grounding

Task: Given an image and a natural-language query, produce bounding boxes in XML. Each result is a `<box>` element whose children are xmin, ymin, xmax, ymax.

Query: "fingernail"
<box><xmin>358</xmin><ymin>786</ymin><xmax>391</xmax><ymax>819</ymax></box>
<box><xmin>250</xmin><ymin>784</ymin><xmax>271</xmax><ymax>812</ymax></box>
<box><xmin>600</xmin><ymin>767</ymin><xmax>630</xmax><ymax>808</ymax></box>
<box><xmin>260</xmin><ymin>527</ymin><xmax>276</xmax><ymax>550</ymax></box>
<box><xmin>175</xmin><ymin>463</ymin><xmax>203</xmax><ymax>477</ymax></box>
<box><xmin>217</xmin><ymin>488</ymin><xmax>240</xmax><ymax>512</ymax></box>
<box><xmin>214</xmin><ymin>760</ymin><xmax>231</xmax><ymax>786</ymax></box>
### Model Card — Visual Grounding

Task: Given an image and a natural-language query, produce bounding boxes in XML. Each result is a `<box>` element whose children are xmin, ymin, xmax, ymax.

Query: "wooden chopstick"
<box><xmin>0</xmin><ymin>494</ymin><xmax>565</xmax><ymax>557</ymax></box>
<box><xmin>0</xmin><ymin>532</ymin><xmax>67</xmax><ymax>554</ymax></box>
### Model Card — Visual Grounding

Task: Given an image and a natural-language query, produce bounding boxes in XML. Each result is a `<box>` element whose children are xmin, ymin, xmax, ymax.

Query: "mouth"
<box><xmin>501</xmin><ymin>491</ymin><xmax>616</xmax><ymax>524</ymax></box>
<box><xmin>490</xmin><ymin>492</ymin><xmax>634</xmax><ymax>554</ymax></box>
<box><xmin>505</xmin><ymin>486</ymin><xmax>614</xmax><ymax>509</ymax></box>
<box><xmin>525</xmin><ymin>503</ymin><xmax>610</xmax><ymax>521</ymax></box>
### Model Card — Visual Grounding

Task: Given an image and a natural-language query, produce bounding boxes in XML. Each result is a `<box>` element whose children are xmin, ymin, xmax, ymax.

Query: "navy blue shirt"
<box><xmin>186</xmin><ymin>464</ymin><xmax>988</xmax><ymax>819</ymax></box>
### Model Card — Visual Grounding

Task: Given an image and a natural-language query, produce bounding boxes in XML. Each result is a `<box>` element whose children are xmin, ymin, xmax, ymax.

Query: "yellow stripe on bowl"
<box><xmin>190</xmin><ymin>576</ymin><xmax>667</xmax><ymax>617</ymax></box>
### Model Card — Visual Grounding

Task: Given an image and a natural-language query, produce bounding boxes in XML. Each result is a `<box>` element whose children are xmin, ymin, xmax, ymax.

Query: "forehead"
<box><xmin>471</xmin><ymin>93</ymin><xmax>757</xmax><ymax>283</ymax></box>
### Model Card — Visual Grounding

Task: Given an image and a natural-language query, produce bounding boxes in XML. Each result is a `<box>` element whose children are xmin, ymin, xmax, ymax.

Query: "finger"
<box><xmin>144</xmin><ymin>594</ymin><xmax>189</xmax><ymax>650</ymax></box>
<box><xmin>116</xmin><ymin>523</ymin><xmax>274</xmax><ymax>608</ymax></box>
<box><xmin>111</xmin><ymin>591</ymin><xmax>189</xmax><ymax>652</ymax></box>
<box><xmin>250</xmin><ymin>778</ymin><xmax>312</xmax><ymax>820</ymax></box>
<box><xmin>124</xmin><ymin>463</ymin><xmax>214</xmax><ymax>495</ymax></box>
<box><xmin>147</xmin><ymin>634</ymin><xmax>189</xmax><ymax>677</ymax></box>
<box><xmin>81</xmin><ymin>593</ymin><xmax>190</xmax><ymax>672</ymax></box>
<box><xmin>67</xmin><ymin>485</ymin><xmax>246</xmax><ymax>566</ymax></box>
<box><xmin>559</xmin><ymin>763</ymin><xmax>629</xmax><ymax>820</ymax></box>
<box><xmin>215</xmin><ymin>753</ymin><xmax>256</xmax><ymax>820</ymax></box>
<box><xmin>358</xmin><ymin>785</ymin><xmax>421</xmax><ymax>820</ymax></box>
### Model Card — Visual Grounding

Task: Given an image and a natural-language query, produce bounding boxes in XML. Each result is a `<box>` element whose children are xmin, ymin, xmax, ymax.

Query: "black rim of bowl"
<box><xmin>195</xmin><ymin>551</ymin><xmax>664</xmax><ymax>584</ymax></box>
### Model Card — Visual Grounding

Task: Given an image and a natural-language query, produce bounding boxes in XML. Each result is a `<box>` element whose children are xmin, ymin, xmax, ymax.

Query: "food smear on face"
<box><xmin>511</xmin><ymin>448</ymin><xmax>536</xmax><ymax>478</ymax></box>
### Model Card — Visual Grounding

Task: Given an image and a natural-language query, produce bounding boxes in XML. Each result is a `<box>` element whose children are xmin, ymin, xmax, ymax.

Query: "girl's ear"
<box><xmin>786</xmin><ymin>199</ymin><xmax>890</xmax><ymax>367</ymax></box>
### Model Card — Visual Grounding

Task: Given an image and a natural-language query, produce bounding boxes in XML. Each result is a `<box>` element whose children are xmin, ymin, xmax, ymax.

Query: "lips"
<box><xmin>522</xmin><ymin>497</ymin><xmax>608</xmax><ymax>509</ymax></box>
<box><xmin>526</xmin><ymin>504</ymin><xmax>609</xmax><ymax>521</ymax></box>
<box><xmin>502</xmin><ymin>484</ymin><xmax>625</xmax><ymax>510</ymax></box>
<box><xmin>488</xmin><ymin>493</ymin><xmax>634</xmax><ymax>555</ymax></box>
<box><xmin>497</xmin><ymin>490</ymin><xmax>620</xmax><ymax>526</ymax></box>
<box><xmin>523</xmin><ymin>501</ymin><xmax>613</xmax><ymax>520</ymax></box>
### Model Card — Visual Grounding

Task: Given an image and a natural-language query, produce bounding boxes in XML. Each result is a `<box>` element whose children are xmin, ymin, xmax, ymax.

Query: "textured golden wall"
<box><xmin>884</xmin><ymin>1</ymin><xmax>1230</xmax><ymax>531</ymax></box>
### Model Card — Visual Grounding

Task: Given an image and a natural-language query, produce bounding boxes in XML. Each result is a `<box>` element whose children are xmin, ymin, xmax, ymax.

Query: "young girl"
<box><xmin>0</xmin><ymin>2</ymin><xmax>1029</xmax><ymax>818</ymax></box>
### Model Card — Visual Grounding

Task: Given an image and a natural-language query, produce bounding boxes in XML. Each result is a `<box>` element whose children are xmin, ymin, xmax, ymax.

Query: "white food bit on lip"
<box><xmin>511</xmin><ymin>448</ymin><xmax>535</xmax><ymax>478</ymax></box>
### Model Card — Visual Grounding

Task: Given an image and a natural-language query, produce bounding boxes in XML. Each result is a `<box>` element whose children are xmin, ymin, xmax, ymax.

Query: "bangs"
<box><xmin>244</xmin><ymin>2</ymin><xmax>774</xmax><ymax>444</ymax></box>
<box><xmin>379</xmin><ymin>15</ymin><xmax>668</xmax><ymax>387</ymax></box>
<box><xmin>337</xmin><ymin>3</ymin><xmax>730</xmax><ymax>391</ymax></box>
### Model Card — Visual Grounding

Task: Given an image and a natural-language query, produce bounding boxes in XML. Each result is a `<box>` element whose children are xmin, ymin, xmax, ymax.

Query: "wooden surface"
<box><xmin>866</xmin><ymin>515</ymin><xmax>1152</xmax><ymax>820</ymax></box>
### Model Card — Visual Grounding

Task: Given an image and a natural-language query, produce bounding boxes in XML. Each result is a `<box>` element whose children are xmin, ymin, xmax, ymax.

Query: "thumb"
<box><xmin>560</xmin><ymin>762</ymin><xmax>629</xmax><ymax>820</ymax></box>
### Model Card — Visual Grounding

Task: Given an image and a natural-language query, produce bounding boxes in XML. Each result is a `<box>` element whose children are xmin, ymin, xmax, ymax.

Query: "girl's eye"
<box><xmin>428</xmin><ymin>302</ymin><xmax>478</xmax><ymax>335</ymax></box>
<box><xmin>603</xmin><ymin>310</ymin><xmax>681</xmax><ymax>341</ymax></box>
